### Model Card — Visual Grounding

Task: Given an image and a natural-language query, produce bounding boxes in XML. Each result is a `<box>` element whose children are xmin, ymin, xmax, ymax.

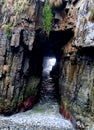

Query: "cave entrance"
<box><xmin>49</xmin><ymin>29</ymin><xmax>74</xmax><ymax>57</ymax></box>
<box><xmin>40</xmin><ymin>53</ymin><xmax>59</xmax><ymax>101</ymax></box>
<box><xmin>28</xmin><ymin>29</ymin><xmax>74</xmax><ymax>103</ymax></box>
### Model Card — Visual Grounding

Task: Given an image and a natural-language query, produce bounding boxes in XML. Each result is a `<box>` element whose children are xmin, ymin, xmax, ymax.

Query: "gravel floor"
<box><xmin>0</xmin><ymin>101</ymin><xmax>75</xmax><ymax>130</ymax></box>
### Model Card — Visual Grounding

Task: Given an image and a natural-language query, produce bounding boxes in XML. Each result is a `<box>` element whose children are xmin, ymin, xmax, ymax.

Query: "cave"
<box><xmin>28</xmin><ymin>29</ymin><xmax>74</xmax><ymax>102</ymax></box>
<box><xmin>0</xmin><ymin>0</ymin><xmax>94</xmax><ymax>129</ymax></box>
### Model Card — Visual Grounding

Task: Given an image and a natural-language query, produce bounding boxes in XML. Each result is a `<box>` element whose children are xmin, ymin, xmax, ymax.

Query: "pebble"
<box><xmin>0</xmin><ymin>101</ymin><xmax>75</xmax><ymax>130</ymax></box>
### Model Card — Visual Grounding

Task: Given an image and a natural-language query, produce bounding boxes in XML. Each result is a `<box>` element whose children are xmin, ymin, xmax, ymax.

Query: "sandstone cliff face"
<box><xmin>59</xmin><ymin>0</ymin><xmax>94</xmax><ymax>129</ymax></box>
<box><xmin>60</xmin><ymin>49</ymin><xmax>94</xmax><ymax>129</ymax></box>
<box><xmin>0</xmin><ymin>0</ymin><xmax>94</xmax><ymax>129</ymax></box>
<box><xmin>0</xmin><ymin>0</ymin><xmax>42</xmax><ymax>114</ymax></box>
<box><xmin>0</xmin><ymin>0</ymin><xmax>77</xmax><ymax>114</ymax></box>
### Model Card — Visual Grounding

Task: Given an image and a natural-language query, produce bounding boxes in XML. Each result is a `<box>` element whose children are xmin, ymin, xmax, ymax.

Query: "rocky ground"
<box><xmin>0</xmin><ymin>101</ymin><xmax>74</xmax><ymax>130</ymax></box>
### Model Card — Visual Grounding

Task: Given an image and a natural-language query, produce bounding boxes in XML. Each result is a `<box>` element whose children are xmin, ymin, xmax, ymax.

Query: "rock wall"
<box><xmin>0</xmin><ymin>0</ymin><xmax>42</xmax><ymax>114</ymax></box>
<box><xmin>73</xmin><ymin>0</ymin><xmax>94</xmax><ymax>47</ymax></box>
<box><xmin>0</xmin><ymin>0</ymin><xmax>94</xmax><ymax>129</ymax></box>
<box><xmin>59</xmin><ymin>0</ymin><xmax>94</xmax><ymax>129</ymax></box>
<box><xmin>59</xmin><ymin>46</ymin><xmax>94</xmax><ymax>129</ymax></box>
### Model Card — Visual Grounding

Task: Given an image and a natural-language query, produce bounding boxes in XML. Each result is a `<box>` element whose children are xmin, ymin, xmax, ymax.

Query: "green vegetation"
<box><xmin>9</xmin><ymin>99</ymin><xmax>17</xmax><ymax>109</ymax></box>
<box><xmin>13</xmin><ymin>21</ymin><xmax>17</xmax><ymax>27</ymax></box>
<box><xmin>17</xmin><ymin>95</ymin><xmax>23</xmax><ymax>106</ymax></box>
<box><xmin>6</xmin><ymin>24</ymin><xmax>11</xmax><ymax>39</ymax></box>
<box><xmin>3</xmin><ymin>0</ymin><xmax>7</xmax><ymax>5</ymax></box>
<box><xmin>43</xmin><ymin>0</ymin><xmax>53</xmax><ymax>35</ymax></box>
<box><xmin>4</xmin><ymin>99</ymin><xmax>18</xmax><ymax>112</ymax></box>
<box><xmin>16</xmin><ymin>2</ymin><xmax>29</xmax><ymax>15</ymax></box>
<box><xmin>17</xmin><ymin>3</ymin><xmax>23</xmax><ymax>15</ymax></box>
<box><xmin>24</xmin><ymin>77</ymin><xmax>40</xmax><ymax>98</ymax></box>
<box><xmin>90</xmin><ymin>9</ymin><xmax>94</xmax><ymax>22</ymax></box>
<box><xmin>91</xmin><ymin>9</ymin><xmax>94</xmax><ymax>16</ymax></box>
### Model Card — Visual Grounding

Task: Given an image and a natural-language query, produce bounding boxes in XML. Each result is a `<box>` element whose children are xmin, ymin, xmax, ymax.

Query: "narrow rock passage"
<box><xmin>0</xmin><ymin>56</ymin><xmax>75</xmax><ymax>130</ymax></box>
<box><xmin>40</xmin><ymin>56</ymin><xmax>57</xmax><ymax>101</ymax></box>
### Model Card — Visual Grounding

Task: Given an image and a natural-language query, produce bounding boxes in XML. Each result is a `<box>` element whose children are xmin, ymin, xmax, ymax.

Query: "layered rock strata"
<box><xmin>59</xmin><ymin>0</ymin><xmax>94</xmax><ymax>129</ymax></box>
<box><xmin>0</xmin><ymin>0</ymin><xmax>40</xmax><ymax>114</ymax></box>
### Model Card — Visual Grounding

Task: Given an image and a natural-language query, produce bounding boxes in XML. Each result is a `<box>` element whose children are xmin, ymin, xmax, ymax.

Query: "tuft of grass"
<box><xmin>43</xmin><ymin>0</ymin><xmax>53</xmax><ymax>36</ymax></box>
<box><xmin>6</xmin><ymin>24</ymin><xmax>11</xmax><ymax>39</ymax></box>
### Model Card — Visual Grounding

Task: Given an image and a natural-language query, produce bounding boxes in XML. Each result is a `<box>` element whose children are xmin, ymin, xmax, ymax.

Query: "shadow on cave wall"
<box><xmin>26</xmin><ymin>29</ymin><xmax>74</xmax><ymax>103</ymax></box>
<box><xmin>28</xmin><ymin>29</ymin><xmax>74</xmax><ymax>77</ymax></box>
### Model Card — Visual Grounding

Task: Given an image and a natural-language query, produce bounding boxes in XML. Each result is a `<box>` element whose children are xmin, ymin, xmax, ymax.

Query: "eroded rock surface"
<box><xmin>59</xmin><ymin>42</ymin><xmax>94</xmax><ymax>130</ymax></box>
<box><xmin>0</xmin><ymin>0</ymin><xmax>94</xmax><ymax>130</ymax></box>
<box><xmin>0</xmin><ymin>0</ymin><xmax>41</xmax><ymax>114</ymax></box>
<box><xmin>73</xmin><ymin>0</ymin><xmax>94</xmax><ymax>47</ymax></box>
<box><xmin>59</xmin><ymin>0</ymin><xmax>94</xmax><ymax>128</ymax></box>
